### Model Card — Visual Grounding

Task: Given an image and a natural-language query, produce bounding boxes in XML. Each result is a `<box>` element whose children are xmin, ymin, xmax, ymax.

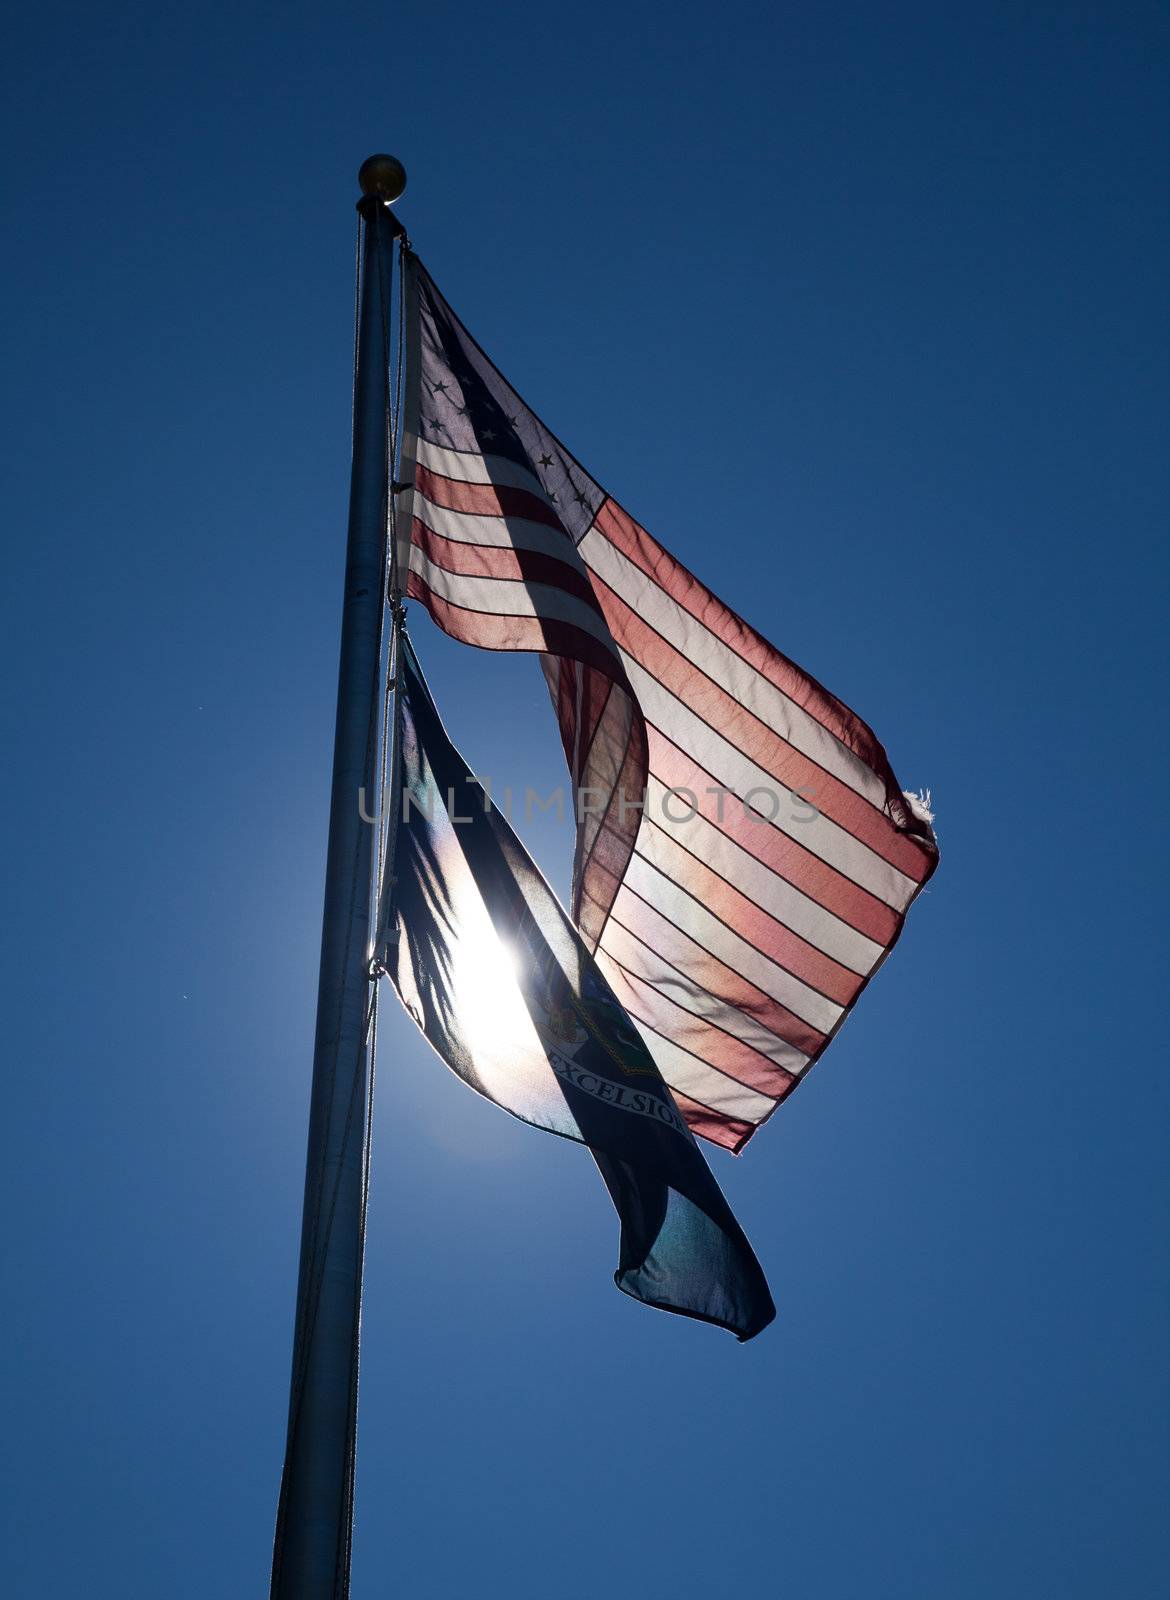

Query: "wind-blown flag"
<box><xmin>378</xmin><ymin>635</ymin><xmax>775</xmax><ymax>1339</ymax></box>
<box><xmin>395</xmin><ymin>254</ymin><xmax>938</xmax><ymax>1153</ymax></box>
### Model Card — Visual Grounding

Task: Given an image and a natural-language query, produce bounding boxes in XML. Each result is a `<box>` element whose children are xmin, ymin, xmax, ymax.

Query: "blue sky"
<box><xmin>2</xmin><ymin>3</ymin><xmax>1168</xmax><ymax>1596</ymax></box>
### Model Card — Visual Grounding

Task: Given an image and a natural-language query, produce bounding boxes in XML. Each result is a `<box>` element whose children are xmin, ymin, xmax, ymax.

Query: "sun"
<box><xmin>452</xmin><ymin>904</ymin><xmax>533</xmax><ymax>1068</ymax></box>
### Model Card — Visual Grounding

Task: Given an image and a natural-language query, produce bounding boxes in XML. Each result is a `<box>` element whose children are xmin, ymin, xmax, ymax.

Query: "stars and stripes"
<box><xmin>394</xmin><ymin>252</ymin><xmax>937</xmax><ymax>1152</ymax></box>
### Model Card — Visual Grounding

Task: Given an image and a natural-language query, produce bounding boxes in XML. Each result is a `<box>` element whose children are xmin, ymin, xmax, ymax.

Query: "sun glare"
<box><xmin>453</xmin><ymin>909</ymin><xmax>533</xmax><ymax>1069</ymax></box>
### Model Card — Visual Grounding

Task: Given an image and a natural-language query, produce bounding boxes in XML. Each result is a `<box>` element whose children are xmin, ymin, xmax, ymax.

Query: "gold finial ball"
<box><xmin>358</xmin><ymin>154</ymin><xmax>407</xmax><ymax>203</ymax></box>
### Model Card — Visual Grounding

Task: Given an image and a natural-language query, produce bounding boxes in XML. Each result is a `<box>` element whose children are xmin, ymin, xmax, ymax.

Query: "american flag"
<box><xmin>394</xmin><ymin>254</ymin><xmax>938</xmax><ymax>1153</ymax></box>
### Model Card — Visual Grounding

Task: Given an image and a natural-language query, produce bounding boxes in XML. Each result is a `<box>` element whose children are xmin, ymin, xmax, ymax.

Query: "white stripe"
<box><xmin>412</xmin><ymin>435</ymin><xmax>546</xmax><ymax>497</ymax></box>
<box><xmin>623</xmin><ymin>853</ymin><xmax>844</xmax><ymax>1034</ymax></box>
<box><xmin>582</xmin><ymin>527</ymin><xmax>891</xmax><ymax>811</ymax></box>
<box><xmin>596</xmin><ymin>927</ymin><xmax>810</xmax><ymax>1075</ymax></box>
<box><xmin>643</xmin><ymin>776</ymin><xmax>882</xmax><ymax>976</ymax></box>
<box><xmin>413</xmin><ymin>492</ymin><xmax>574</xmax><ymax>560</ymax></box>
<box><xmin>407</xmin><ymin>549</ymin><xmax>615</xmax><ymax>649</ymax></box>
<box><xmin>627</xmin><ymin>1019</ymin><xmax>778</xmax><ymax>1123</ymax></box>
<box><xmin>624</xmin><ymin>659</ymin><xmax>917</xmax><ymax>909</ymax></box>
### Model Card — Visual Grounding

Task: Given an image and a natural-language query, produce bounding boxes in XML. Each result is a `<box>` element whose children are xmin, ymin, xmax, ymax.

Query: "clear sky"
<box><xmin>3</xmin><ymin>3</ymin><xmax>1167</xmax><ymax>1596</ymax></box>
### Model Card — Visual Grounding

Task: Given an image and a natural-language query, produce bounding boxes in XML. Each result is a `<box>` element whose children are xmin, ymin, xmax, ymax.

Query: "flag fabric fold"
<box><xmin>378</xmin><ymin>634</ymin><xmax>775</xmax><ymax>1339</ymax></box>
<box><xmin>395</xmin><ymin>252</ymin><xmax>938</xmax><ymax>1152</ymax></box>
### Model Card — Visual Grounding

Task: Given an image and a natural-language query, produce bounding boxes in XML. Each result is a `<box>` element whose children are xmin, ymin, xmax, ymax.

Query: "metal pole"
<box><xmin>271</xmin><ymin>154</ymin><xmax>407</xmax><ymax>1600</ymax></box>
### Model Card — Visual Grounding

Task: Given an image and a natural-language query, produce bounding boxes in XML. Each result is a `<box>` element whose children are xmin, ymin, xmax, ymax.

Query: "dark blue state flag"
<box><xmin>377</xmin><ymin>634</ymin><xmax>775</xmax><ymax>1339</ymax></box>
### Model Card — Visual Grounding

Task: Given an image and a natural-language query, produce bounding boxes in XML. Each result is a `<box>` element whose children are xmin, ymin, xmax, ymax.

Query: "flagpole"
<box><xmin>271</xmin><ymin>154</ymin><xmax>407</xmax><ymax>1600</ymax></box>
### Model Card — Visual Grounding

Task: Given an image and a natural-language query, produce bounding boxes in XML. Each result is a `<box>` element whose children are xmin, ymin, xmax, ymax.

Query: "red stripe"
<box><xmin>415</xmin><ymin>464</ymin><xmax>566</xmax><ymax>532</ymax></box>
<box><xmin>667</xmin><ymin>1088</ymin><xmax>761</xmax><ymax>1153</ymax></box>
<box><xmin>592</xmin><ymin>497</ymin><xmax>937</xmax><ymax>856</ymax></box>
